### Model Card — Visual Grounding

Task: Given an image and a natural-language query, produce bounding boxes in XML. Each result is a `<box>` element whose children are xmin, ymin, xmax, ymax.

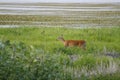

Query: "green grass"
<box><xmin>0</xmin><ymin>26</ymin><xmax>120</xmax><ymax>80</ymax></box>
<box><xmin>0</xmin><ymin>26</ymin><xmax>120</xmax><ymax>52</ymax></box>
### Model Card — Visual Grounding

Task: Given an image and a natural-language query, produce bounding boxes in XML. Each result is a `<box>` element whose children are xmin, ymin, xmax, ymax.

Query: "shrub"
<box><xmin>0</xmin><ymin>40</ymin><xmax>71</xmax><ymax>80</ymax></box>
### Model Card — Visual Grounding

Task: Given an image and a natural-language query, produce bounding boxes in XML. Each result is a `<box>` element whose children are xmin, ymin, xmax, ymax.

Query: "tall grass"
<box><xmin>0</xmin><ymin>26</ymin><xmax>120</xmax><ymax>52</ymax></box>
<box><xmin>0</xmin><ymin>27</ymin><xmax>120</xmax><ymax>79</ymax></box>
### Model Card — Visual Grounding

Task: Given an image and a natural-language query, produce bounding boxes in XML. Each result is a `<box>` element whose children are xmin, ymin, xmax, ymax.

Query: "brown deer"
<box><xmin>57</xmin><ymin>35</ymin><xmax>86</xmax><ymax>50</ymax></box>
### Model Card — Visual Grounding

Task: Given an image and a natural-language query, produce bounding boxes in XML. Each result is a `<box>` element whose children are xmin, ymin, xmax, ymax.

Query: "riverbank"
<box><xmin>0</xmin><ymin>3</ymin><xmax>120</xmax><ymax>27</ymax></box>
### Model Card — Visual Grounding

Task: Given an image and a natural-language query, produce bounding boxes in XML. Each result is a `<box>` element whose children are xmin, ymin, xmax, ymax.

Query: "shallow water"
<box><xmin>0</xmin><ymin>3</ymin><xmax>120</xmax><ymax>15</ymax></box>
<box><xmin>0</xmin><ymin>3</ymin><xmax>120</xmax><ymax>27</ymax></box>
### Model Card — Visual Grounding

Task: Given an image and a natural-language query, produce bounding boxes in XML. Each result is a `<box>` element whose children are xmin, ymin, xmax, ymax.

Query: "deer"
<box><xmin>57</xmin><ymin>35</ymin><xmax>86</xmax><ymax>50</ymax></box>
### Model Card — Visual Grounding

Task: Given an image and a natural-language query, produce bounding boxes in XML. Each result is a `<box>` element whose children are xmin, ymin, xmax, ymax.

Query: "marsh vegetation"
<box><xmin>0</xmin><ymin>2</ymin><xmax>120</xmax><ymax>80</ymax></box>
<box><xmin>0</xmin><ymin>27</ymin><xmax>120</xmax><ymax>80</ymax></box>
<box><xmin>0</xmin><ymin>3</ymin><xmax>120</xmax><ymax>27</ymax></box>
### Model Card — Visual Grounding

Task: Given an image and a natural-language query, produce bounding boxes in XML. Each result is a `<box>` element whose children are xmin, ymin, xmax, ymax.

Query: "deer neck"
<box><xmin>59</xmin><ymin>38</ymin><xmax>65</xmax><ymax>43</ymax></box>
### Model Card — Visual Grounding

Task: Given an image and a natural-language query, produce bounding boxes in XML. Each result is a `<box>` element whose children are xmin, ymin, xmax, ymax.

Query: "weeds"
<box><xmin>0</xmin><ymin>39</ymin><xmax>120</xmax><ymax>80</ymax></box>
<box><xmin>0</xmin><ymin>27</ymin><xmax>120</xmax><ymax>80</ymax></box>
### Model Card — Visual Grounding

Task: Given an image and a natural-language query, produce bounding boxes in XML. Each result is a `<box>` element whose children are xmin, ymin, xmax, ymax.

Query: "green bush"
<box><xmin>0</xmin><ymin>40</ymin><xmax>71</xmax><ymax>80</ymax></box>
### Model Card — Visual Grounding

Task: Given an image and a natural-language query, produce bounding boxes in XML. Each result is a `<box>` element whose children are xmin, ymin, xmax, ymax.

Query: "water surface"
<box><xmin>0</xmin><ymin>3</ymin><xmax>120</xmax><ymax>27</ymax></box>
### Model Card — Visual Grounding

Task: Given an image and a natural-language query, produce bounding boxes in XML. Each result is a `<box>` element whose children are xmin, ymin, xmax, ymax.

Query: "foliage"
<box><xmin>0</xmin><ymin>27</ymin><xmax>120</xmax><ymax>79</ymax></box>
<box><xmin>0</xmin><ymin>40</ymin><xmax>71</xmax><ymax>80</ymax></box>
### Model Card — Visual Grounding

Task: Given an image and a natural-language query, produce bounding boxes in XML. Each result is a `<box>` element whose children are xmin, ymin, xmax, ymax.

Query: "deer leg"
<box><xmin>80</xmin><ymin>43</ymin><xmax>86</xmax><ymax>50</ymax></box>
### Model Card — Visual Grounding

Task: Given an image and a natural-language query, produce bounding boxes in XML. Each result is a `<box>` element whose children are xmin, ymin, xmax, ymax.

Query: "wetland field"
<box><xmin>0</xmin><ymin>2</ymin><xmax>120</xmax><ymax>27</ymax></box>
<box><xmin>0</xmin><ymin>2</ymin><xmax>120</xmax><ymax>80</ymax></box>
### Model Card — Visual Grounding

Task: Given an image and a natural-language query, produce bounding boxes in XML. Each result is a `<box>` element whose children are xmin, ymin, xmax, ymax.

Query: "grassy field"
<box><xmin>0</xmin><ymin>27</ymin><xmax>120</xmax><ymax>51</ymax></box>
<box><xmin>0</xmin><ymin>2</ymin><xmax>120</xmax><ymax>80</ymax></box>
<box><xmin>0</xmin><ymin>26</ymin><xmax>120</xmax><ymax>80</ymax></box>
